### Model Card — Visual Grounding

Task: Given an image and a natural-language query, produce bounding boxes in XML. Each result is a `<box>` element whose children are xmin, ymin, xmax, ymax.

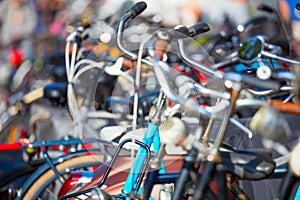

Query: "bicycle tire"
<box><xmin>0</xmin><ymin>112</ymin><xmax>27</xmax><ymax>143</ymax></box>
<box><xmin>20</xmin><ymin>153</ymin><xmax>104</xmax><ymax>200</ymax></box>
<box><xmin>0</xmin><ymin>158</ymin><xmax>45</xmax><ymax>189</ymax></box>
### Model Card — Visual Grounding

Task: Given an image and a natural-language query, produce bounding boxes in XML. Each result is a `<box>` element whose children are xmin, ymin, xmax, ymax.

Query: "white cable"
<box><xmin>73</xmin><ymin>59</ymin><xmax>103</xmax><ymax>74</ymax></box>
<box><xmin>130</xmin><ymin>38</ymin><xmax>146</xmax><ymax>164</ymax></box>
<box><xmin>132</xmin><ymin>41</ymin><xmax>145</xmax><ymax>131</ymax></box>
<box><xmin>67</xmin><ymin>83</ymin><xmax>83</xmax><ymax>137</ymax></box>
<box><xmin>65</xmin><ymin>42</ymin><xmax>71</xmax><ymax>82</ymax></box>
<box><xmin>66</xmin><ymin>41</ymin><xmax>83</xmax><ymax>137</ymax></box>
<box><xmin>72</xmin><ymin>63</ymin><xmax>105</xmax><ymax>82</ymax></box>
<box><xmin>70</xmin><ymin>43</ymin><xmax>78</xmax><ymax>82</ymax></box>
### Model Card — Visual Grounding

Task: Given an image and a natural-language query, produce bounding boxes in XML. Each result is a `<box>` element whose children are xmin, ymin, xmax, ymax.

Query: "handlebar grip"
<box><xmin>127</xmin><ymin>1</ymin><xmax>147</xmax><ymax>19</ymax></box>
<box><xmin>212</xmin><ymin>56</ymin><xmax>239</xmax><ymax>69</ymax></box>
<box><xmin>257</xmin><ymin>3</ymin><xmax>275</xmax><ymax>13</ymax></box>
<box><xmin>154</xmin><ymin>40</ymin><xmax>168</xmax><ymax>60</ymax></box>
<box><xmin>188</xmin><ymin>22</ymin><xmax>210</xmax><ymax>37</ymax></box>
<box><xmin>23</xmin><ymin>87</ymin><xmax>44</xmax><ymax>104</ymax></box>
<box><xmin>242</xmin><ymin>75</ymin><xmax>280</xmax><ymax>91</ymax></box>
<box><xmin>225</xmin><ymin>72</ymin><xmax>280</xmax><ymax>91</ymax></box>
<box><xmin>170</xmin><ymin>26</ymin><xmax>190</xmax><ymax>38</ymax></box>
<box><xmin>270</xmin><ymin>100</ymin><xmax>300</xmax><ymax>115</ymax></box>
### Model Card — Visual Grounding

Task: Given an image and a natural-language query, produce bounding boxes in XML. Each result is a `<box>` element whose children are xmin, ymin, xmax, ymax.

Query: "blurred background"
<box><xmin>0</xmin><ymin>0</ymin><xmax>299</xmax><ymax>111</ymax></box>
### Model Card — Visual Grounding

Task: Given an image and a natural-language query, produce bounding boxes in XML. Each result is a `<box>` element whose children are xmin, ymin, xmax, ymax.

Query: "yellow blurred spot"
<box><xmin>109</xmin><ymin>47</ymin><xmax>120</xmax><ymax>58</ymax></box>
<box><xmin>8</xmin><ymin>126</ymin><xmax>17</xmax><ymax>143</ymax></box>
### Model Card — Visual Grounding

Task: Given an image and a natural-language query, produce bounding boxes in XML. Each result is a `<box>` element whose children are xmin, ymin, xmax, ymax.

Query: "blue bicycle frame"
<box><xmin>121</xmin><ymin>92</ymin><xmax>167</xmax><ymax>198</ymax></box>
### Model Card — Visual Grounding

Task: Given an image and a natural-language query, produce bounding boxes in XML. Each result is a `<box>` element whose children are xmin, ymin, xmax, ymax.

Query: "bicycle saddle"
<box><xmin>43</xmin><ymin>83</ymin><xmax>67</xmax><ymax>106</ymax></box>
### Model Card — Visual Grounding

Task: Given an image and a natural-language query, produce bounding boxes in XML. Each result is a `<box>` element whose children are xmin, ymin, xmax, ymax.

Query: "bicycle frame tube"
<box><xmin>123</xmin><ymin>120</ymin><xmax>164</xmax><ymax>194</ymax></box>
<box><xmin>122</xmin><ymin>93</ymin><xmax>167</xmax><ymax>196</ymax></box>
<box><xmin>295</xmin><ymin>186</ymin><xmax>300</xmax><ymax>200</ymax></box>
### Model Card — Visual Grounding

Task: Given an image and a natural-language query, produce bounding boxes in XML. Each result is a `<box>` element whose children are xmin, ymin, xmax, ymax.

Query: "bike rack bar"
<box><xmin>25</xmin><ymin>138</ymin><xmax>96</xmax><ymax>149</ymax></box>
<box><xmin>59</xmin><ymin>138</ymin><xmax>151</xmax><ymax>200</ymax></box>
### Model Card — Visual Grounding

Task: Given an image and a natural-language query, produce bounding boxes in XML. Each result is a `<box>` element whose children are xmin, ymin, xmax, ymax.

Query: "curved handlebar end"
<box><xmin>188</xmin><ymin>22</ymin><xmax>210</xmax><ymax>37</ymax></box>
<box><xmin>297</xmin><ymin>2</ymin><xmax>300</xmax><ymax>10</ymax></box>
<box><xmin>171</xmin><ymin>26</ymin><xmax>190</xmax><ymax>38</ymax></box>
<box><xmin>127</xmin><ymin>1</ymin><xmax>147</xmax><ymax>19</ymax></box>
<box><xmin>257</xmin><ymin>3</ymin><xmax>275</xmax><ymax>13</ymax></box>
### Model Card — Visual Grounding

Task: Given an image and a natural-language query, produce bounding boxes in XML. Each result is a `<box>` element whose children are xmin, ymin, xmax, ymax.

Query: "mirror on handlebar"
<box><xmin>238</xmin><ymin>34</ymin><xmax>300</xmax><ymax>67</ymax></box>
<box><xmin>237</xmin><ymin>35</ymin><xmax>264</xmax><ymax>64</ymax></box>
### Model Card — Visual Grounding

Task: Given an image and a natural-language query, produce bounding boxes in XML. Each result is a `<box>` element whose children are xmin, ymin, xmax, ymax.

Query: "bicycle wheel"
<box><xmin>0</xmin><ymin>111</ymin><xmax>27</xmax><ymax>143</ymax></box>
<box><xmin>19</xmin><ymin>153</ymin><xmax>104</xmax><ymax>200</ymax></box>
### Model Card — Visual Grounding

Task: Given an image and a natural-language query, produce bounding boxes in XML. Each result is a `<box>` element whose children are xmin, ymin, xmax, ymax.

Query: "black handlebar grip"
<box><xmin>128</xmin><ymin>1</ymin><xmax>147</xmax><ymax>19</ymax></box>
<box><xmin>213</xmin><ymin>56</ymin><xmax>239</xmax><ymax>69</ymax></box>
<box><xmin>257</xmin><ymin>3</ymin><xmax>275</xmax><ymax>13</ymax></box>
<box><xmin>242</xmin><ymin>75</ymin><xmax>280</xmax><ymax>91</ymax></box>
<box><xmin>297</xmin><ymin>2</ymin><xmax>300</xmax><ymax>10</ymax></box>
<box><xmin>188</xmin><ymin>22</ymin><xmax>210</xmax><ymax>37</ymax></box>
<box><xmin>171</xmin><ymin>26</ymin><xmax>190</xmax><ymax>38</ymax></box>
<box><xmin>225</xmin><ymin>72</ymin><xmax>281</xmax><ymax>91</ymax></box>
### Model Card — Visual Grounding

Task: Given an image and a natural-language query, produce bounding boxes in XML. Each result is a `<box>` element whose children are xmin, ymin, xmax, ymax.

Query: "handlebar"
<box><xmin>177</xmin><ymin>38</ymin><xmax>223</xmax><ymax>78</ymax></box>
<box><xmin>126</xmin><ymin>1</ymin><xmax>147</xmax><ymax>19</ymax></box>
<box><xmin>114</xmin><ymin>2</ymin><xmax>296</xmax><ymax>121</ymax></box>
<box><xmin>188</xmin><ymin>22</ymin><xmax>210</xmax><ymax>37</ymax></box>
<box><xmin>116</xmin><ymin>2</ymin><xmax>147</xmax><ymax>60</ymax></box>
<box><xmin>261</xmin><ymin>51</ymin><xmax>300</xmax><ymax>65</ymax></box>
<box><xmin>224</xmin><ymin>72</ymin><xmax>281</xmax><ymax>91</ymax></box>
<box><xmin>268</xmin><ymin>99</ymin><xmax>300</xmax><ymax>115</ymax></box>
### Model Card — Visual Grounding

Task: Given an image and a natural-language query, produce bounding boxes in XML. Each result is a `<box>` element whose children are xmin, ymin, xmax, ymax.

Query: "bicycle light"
<box><xmin>238</xmin><ymin>35</ymin><xmax>264</xmax><ymax>64</ymax></box>
<box><xmin>289</xmin><ymin>142</ymin><xmax>300</xmax><ymax>176</ymax></box>
<box><xmin>292</xmin><ymin>64</ymin><xmax>300</xmax><ymax>97</ymax></box>
<box><xmin>159</xmin><ymin>117</ymin><xmax>185</xmax><ymax>145</ymax></box>
<box><xmin>249</xmin><ymin>106</ymin><xmax>290</xmax><ymax>142</ymax></box>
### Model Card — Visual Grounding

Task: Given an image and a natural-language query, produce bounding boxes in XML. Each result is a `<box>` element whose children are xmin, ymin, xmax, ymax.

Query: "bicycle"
<box><xmin>14</xmin><ymin>137</ymin><xmax>106</xmax><ymax>200</ymax></box>
<box><xmin>14</xmin><ymin>10</ymin><xmax>164</xmax><ymax>199</ymax></box>
<box><xmin>56</xmin><ymin>2</ymin><xmax>271</xmax><ymax>199</ymax></box>
<box><xmin>22</xmin><ymin>1</ymin><xmax>298</xmax><ymax>198</ymax></box>
<box><xmin>59</xmin><ymin>2</ymin><xmax>300</xmax><ymax>198</ymax></box>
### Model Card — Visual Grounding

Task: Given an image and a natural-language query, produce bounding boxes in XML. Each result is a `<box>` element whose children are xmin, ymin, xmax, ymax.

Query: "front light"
<box><xmin>289</xmin><ymin>142</ymin><xmax>300</xmax><ymax>176</ymax></box>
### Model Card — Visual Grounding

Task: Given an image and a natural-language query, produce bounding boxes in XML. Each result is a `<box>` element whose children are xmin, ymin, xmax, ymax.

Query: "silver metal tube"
<box><xmin>262</xmin><ymin>51</ymin><xmax>300</xmax><ymax>65</ymax></box>
<box><xmin>229</xmin><ymin>118</ymin><xmax>253</xmax><ymax>138</ymax></box>
<box><xmin>177</xmin><ymin>39</ymin><xmax>223</xmax><ymax>78</ymax></box>
<box><xmin>193</xmin><ymin>82</ymin><xmax>230</xmax><ymax>100</ymax></box>
<box><xmin>116</xmin><ymin>13</ymin><xmax>138</xmax><ymax>60</ymax></box>
<box><xmin>247</xmin><ymin>86</ymin><xmax>293</xmax><ymax>97</ymax></box>
<box><xmin>235</xmin><ymin>98</ymin><xmax>267</xmax><ymax>109</ymax></box>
